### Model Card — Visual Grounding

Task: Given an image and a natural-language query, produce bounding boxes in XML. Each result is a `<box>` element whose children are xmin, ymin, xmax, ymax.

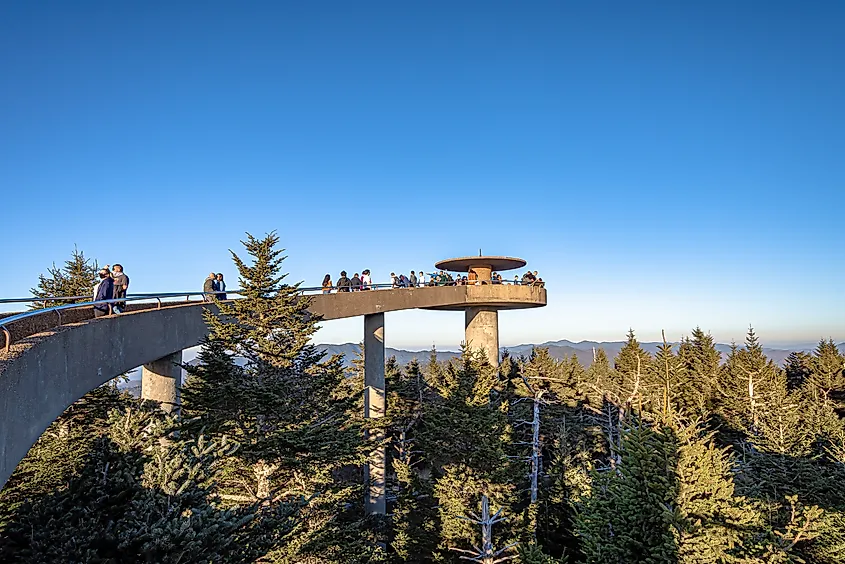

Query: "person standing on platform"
<box><xmin>111</xmin><ymin>264</ymin><xmax>129</xmax><ymax>312</ymax></box>
<box><xmin>337</xmin><ymin>271</ymin><xmax>351</xmax><ymax>292</ymax></box>
<box><xmin>203</xmin><ymin>273</ymin><xmax>216</xmax><ymax>301</ymax></box>
<box><xmin>350</xmin><ymin>272</ymin><xmax>362</xmax><ymax>291</ymax></box>
<box><xmin>93</xmin><ymin>268</ymin><xmax>114</xmax><ymax>318</ymax></box>
<box><xmin>322</xmin><ymin>274</ymin><xmax>333</xmax><ymax>294</ymax></box>
<box><xmin>409</xmin><ymin>271</ymin><xmax>418</xmax><ymax>288</ymax></box>
<box><xmin>216</xmin><ymin>273</ymin><xmax>227</xmax><ymax>299</ymax></box>
<box><xmin>361</xmin><ymin>269</ymin><xmax>372</xmax><ymax>290</ymax></box>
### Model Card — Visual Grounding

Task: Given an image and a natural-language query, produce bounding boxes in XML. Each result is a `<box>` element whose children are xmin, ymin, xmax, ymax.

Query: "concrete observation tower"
<box><xmin>430</xmin><ymin>255</ymin><xmax>542</xmax><ymax>366</ymax></box>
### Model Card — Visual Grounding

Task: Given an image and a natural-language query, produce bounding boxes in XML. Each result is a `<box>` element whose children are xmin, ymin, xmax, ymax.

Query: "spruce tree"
<box><xmin>575</xmin><ymin>422</ymin><xmax>680</xmax><ymax>563</ymax></box>
<box><xmin>673</xmin><ymin>422</ymin><xmax>757</xmax><ymax>563</ymax></box>
<box><xmin>29</xmin><ymin>246</ymin><xmax>99</xmax><ymax>307</ymax></box>
<box><xmin>715</xmin><ymin>328</ymin><xmax>785</xmax><ymax>445</ymax></box>
<box><xmin>807</xmin><ymin>338</ymin><xmax>845</xmax><ymax>414</ymax></box>
<box><xmin>677</xmin><ymin>327</ymin><xmax>721</xmax><ymax>419</ymax></box>
<box><xmin>613</xmin><ymin>329</ymin><xmax>652</xmax><ymax>416</ymax></box>
<box><xmin>648</xmin><ymin>338</ymin><xmax>687</xmax><ymax>421</ymax></box>
<box><xmin>181</xmin><ymin>232</ymin><xmax>373</xmax><ymax>562</ymax></box>
<box><xmin>784</xmin><ymin>351</ymin><xmax>813</xmax><ymax>391</ymax></box>
<box><xmin>414</xmin><ymin>349</ymin><xmax>524</xmax><ymax>560</ymax></box>
<box><xmin>1</xmin><ymin>407</ymin><xmax>289</xmax><ymax>562</ymax></box>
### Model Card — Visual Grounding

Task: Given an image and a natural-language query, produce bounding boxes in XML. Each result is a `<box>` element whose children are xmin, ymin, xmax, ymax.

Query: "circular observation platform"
<box><xmin>435</xmin><ymin>256</ymin><xmax>526</xmax><ymax>273</ymax></box>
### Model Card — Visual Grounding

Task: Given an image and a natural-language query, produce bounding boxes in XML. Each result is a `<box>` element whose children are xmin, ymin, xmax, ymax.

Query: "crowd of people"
<box><xmin>520</xmin><ymin>270</ymin><xmax>545</xmax><ymax>287</ymax></box>
<box><xmin>92</xmin><ymin>264</ymin><xmax>130</xmax><ymax>317</ymax></box>
<box><xmin>90</xmin><ymin>264</ymin><xmax>543</xmax><ymax>311</ymax></box>
<box><xmin>317</xmin><ymin>269</ymin><xmax>545</xmax><ymax>292</ymax></box>
<box><xmin>89</xmin><ymin>266</ymin><xmax>542</xmax><ymax>314</ymax></box>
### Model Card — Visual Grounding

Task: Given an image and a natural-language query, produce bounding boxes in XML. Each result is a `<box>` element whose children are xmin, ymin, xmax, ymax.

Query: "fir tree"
<box><xmin>181</xmin><ymin>232</ymin><xmax>372</xmax><ymax>562</ymax></box>
<box><xmin>807</xmin><ymin>338</ymin><xmax>845</xmax><ymax>414</ymax></box>
<box><xmin>575</xmin><ymin>422</ymin><xmax>680</xmax><ymax>563</ymax></box>
<box><xmin>29</xmin><ymin>245</ymin><xmax>99</xmax><ymax>308</ymax></box>
<box><xmin>648</xmin><ymin>336</ymin><xmax>688</xmax><ymax>421</ymax></box>
<box><xmin>1</xmin><ymin>407</ymin><xmax>290</xmax><ymax>562</ymax></box>
<box><xmin>677</xmin><ymin>327</ymin><xmax>721</xmax><ymax>419</ymax></box>
<box><xmin>715</xmin><ymin>328</ymin><xmax>785</xmax><ymax>444</ymax></box>
<box><xmin>672</xmin><ymin>422</ymin><xmax>757</xmax><ymax>563</ymax></box>
<box><xmin>613</xmin><ymin>329</ymin><xmax>652</xmax><ymax>416</ymax></box>
<box><xmin>784</xmin><ymin>351</ymin><xmax>813</xmax><ymax>391</ymax></box>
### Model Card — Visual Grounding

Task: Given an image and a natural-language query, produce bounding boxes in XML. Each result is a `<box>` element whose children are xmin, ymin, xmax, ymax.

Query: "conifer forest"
<box><xmin>2</xmin><ymin>234</ymin><xmax>844</xmax><ymax>564</ymax></box>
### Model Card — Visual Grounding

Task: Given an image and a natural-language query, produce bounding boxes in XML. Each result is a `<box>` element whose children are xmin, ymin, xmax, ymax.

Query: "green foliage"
<box><xmin>575</xmin><ymin>423</ymin><xmax>680</xmax><ymax>563</ymax></box>
<box><xmin>716</xmin><ymin>328</ymin><xmax>787</xmax><ymax>444</ymax></box>
<box><xmin>29</xmin><ymin>245</ymin><xmax>99</xmax><ymax>307</ymax></box>
<box><xmin>677</xmin><ymin>328</ymin><xmax>721</xmax><ymax>419</ymax></box>
<box><xmin>181</xmin><ymin>232</ymin><xmax>368</xmax><ymax>562</ymax></box>
<box><xmin>1</xmin><ymin>407</ymin><xmax>291</xmax><ymax>563</ymax></box>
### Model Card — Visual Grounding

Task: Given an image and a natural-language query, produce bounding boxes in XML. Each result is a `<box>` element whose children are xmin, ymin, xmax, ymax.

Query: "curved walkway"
<box><xmin>0</xmin><ymin>284</ymin><xmax>545</xmax><ymax>489</ymax></box>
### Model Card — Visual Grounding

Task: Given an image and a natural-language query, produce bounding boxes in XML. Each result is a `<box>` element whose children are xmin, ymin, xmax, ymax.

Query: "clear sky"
<box><xmin>1</xmin><ymin>1</ymin><xmax>843</xmax><ymax>349</ymax></box>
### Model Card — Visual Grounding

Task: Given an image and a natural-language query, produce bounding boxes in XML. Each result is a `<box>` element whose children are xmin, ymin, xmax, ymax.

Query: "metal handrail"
<box><xmin>0</xmin><ymin>281</ymin><xmax>544</xmax><ymax>352</ymax></box>
<box><xmin>0</xmin><ymin>278</ymin><xmax>541</xmax><ymax>305</ymax></box>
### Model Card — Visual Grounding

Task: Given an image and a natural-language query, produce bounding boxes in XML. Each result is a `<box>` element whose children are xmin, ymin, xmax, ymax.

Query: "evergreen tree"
<box><xmin>677</xmin><ymin>328</ymin><xmax>721</xmax><ymax>419</ymax></box>
<box><xmin>715</xmin><ymin>328</ymin><xmax>785</xmax><ymax>444</ymax></box>
<box><xmin>413</xmin><ymin>349</ymin><xmax>524</xmax><ymax>560</ymax></box>
<box><xmin>648</xmin><ymin>338</ymin><xmax>688</xmax><ymax>421</ymax></box>
<box><xmin>807</xmin><ymin>338</ymin><xmax>845</xmax><ymax>414</ymax></box>
<box><xmin>613</xmin><ymin>330</ymin><xmax>652</xmax><ymax>415</ymax></box>
<box><xmin>672</xmin><ymin>423</ymin><xmax>757</xmax><ymax>563</ymax></box>
<box><xmin>784</xmin><ymin>351</ymin><xmax>813</xmax><ymax>391</ymax></box>
<box><xmin>575</xmin><ymin>422</ymin><xmax>680</xmax><ymax>563</ymax></box>
<box><xmin>1</xmin><ymin>407</ymin><xmax>291</xmax><ymax>562</ymax></box>
<box><xmin>181</xmin><ymin>232</ymin><xmax>372</xmax><ymax>562</ymax></box>
<box><xmin>29</xmin><ymin>246</ymin><xmax>99</xmax><ymax>307</ymax></box>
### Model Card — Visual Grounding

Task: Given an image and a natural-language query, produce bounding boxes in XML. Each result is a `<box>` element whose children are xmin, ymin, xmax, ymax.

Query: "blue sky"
<box><xmin>1</xmin><ymin>1</ymin><xmax>843</xmax><ymax>349</ymax></box>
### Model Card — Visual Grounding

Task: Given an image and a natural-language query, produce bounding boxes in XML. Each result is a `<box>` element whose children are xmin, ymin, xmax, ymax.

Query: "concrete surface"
<box><xmin>465</xmin><ymin>307</ymin><xmax>500</xmax><ymax>366</ymax></box>
<box><xmin>141</xmin><ymin>351</ymin><xmax>183</xmax><ymax>413</ymax></box>
<box><xmin>364</xmin><ymin>313</ymin><xmax>386</xmax><ymax>514</ymax></box>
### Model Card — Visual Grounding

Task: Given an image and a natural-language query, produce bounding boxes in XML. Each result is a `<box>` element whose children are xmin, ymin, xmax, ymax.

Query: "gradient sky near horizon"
<box><xmin>1</xmin><ymin>1</ymin><xmax>843</xmax><ymax>349</ymax></box>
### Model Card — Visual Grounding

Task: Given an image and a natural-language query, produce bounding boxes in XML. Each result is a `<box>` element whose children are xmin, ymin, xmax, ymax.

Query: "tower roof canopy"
<box><xmin>434</xmin><ymin>256</ymin><xmax>527</xmax><ymax>273</ymax></box>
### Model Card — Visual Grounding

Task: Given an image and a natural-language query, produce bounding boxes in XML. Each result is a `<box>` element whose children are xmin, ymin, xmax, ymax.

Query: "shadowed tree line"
<box><xmin>1</xmin><ymin>239</ymin><xmax>844</xmax><ymax>563</ymax></box>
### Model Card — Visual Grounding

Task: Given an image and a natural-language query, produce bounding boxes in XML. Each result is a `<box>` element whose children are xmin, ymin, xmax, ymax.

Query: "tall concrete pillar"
<box><xmin>364</xmin><ymin>313</ymin><xmax>386</xmax><ymax>515</ymax></box>
<box><xmin>141</xmin><ymin>351</ymin><xmax>182</xmax><ymax>413</ymax></box>
<box><xmin>465</xmin><ymin>307</ymin><xmax>500</xmax><ymax>366</ymax></box>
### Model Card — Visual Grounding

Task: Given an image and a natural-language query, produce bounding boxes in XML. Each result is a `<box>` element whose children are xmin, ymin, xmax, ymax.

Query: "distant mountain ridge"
<box><xmin>318</xmin><ymin>340</ymin><xmax>845</xmax><ymax>369</ymax></box>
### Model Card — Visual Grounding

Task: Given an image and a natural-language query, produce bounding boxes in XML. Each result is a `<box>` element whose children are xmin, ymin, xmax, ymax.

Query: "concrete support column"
<box><xmin>469</xmin><ymin>264</ymin><xmax>493</xmax><ymax>283</ymax></box>
<box><xmin>141</xmin><ymin>351</ymin><xmax>182</xmax><ymax>413</ymax></box>
<box><xmin>465</xmin><ymin>307</ymin><xmax>500</xmax><ymax>366</ymax></box>
<box><xmin>364</xmin><ymin>313</ymin><xmax>386</xmax><ymax>515</ymax></box>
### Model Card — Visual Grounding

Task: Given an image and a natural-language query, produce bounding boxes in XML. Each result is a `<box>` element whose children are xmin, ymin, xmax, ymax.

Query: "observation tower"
<box><xmin>430</xmin><ymin>255</ymin><xmax>544</xmax><ymax>366</ymax></box>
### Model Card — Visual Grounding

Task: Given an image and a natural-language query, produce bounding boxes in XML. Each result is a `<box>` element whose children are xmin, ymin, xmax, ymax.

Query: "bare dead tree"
<box><xmin>450</xmin><ymin>495</ymin><xmax>518</xmax><ymax>563</ymax></box>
